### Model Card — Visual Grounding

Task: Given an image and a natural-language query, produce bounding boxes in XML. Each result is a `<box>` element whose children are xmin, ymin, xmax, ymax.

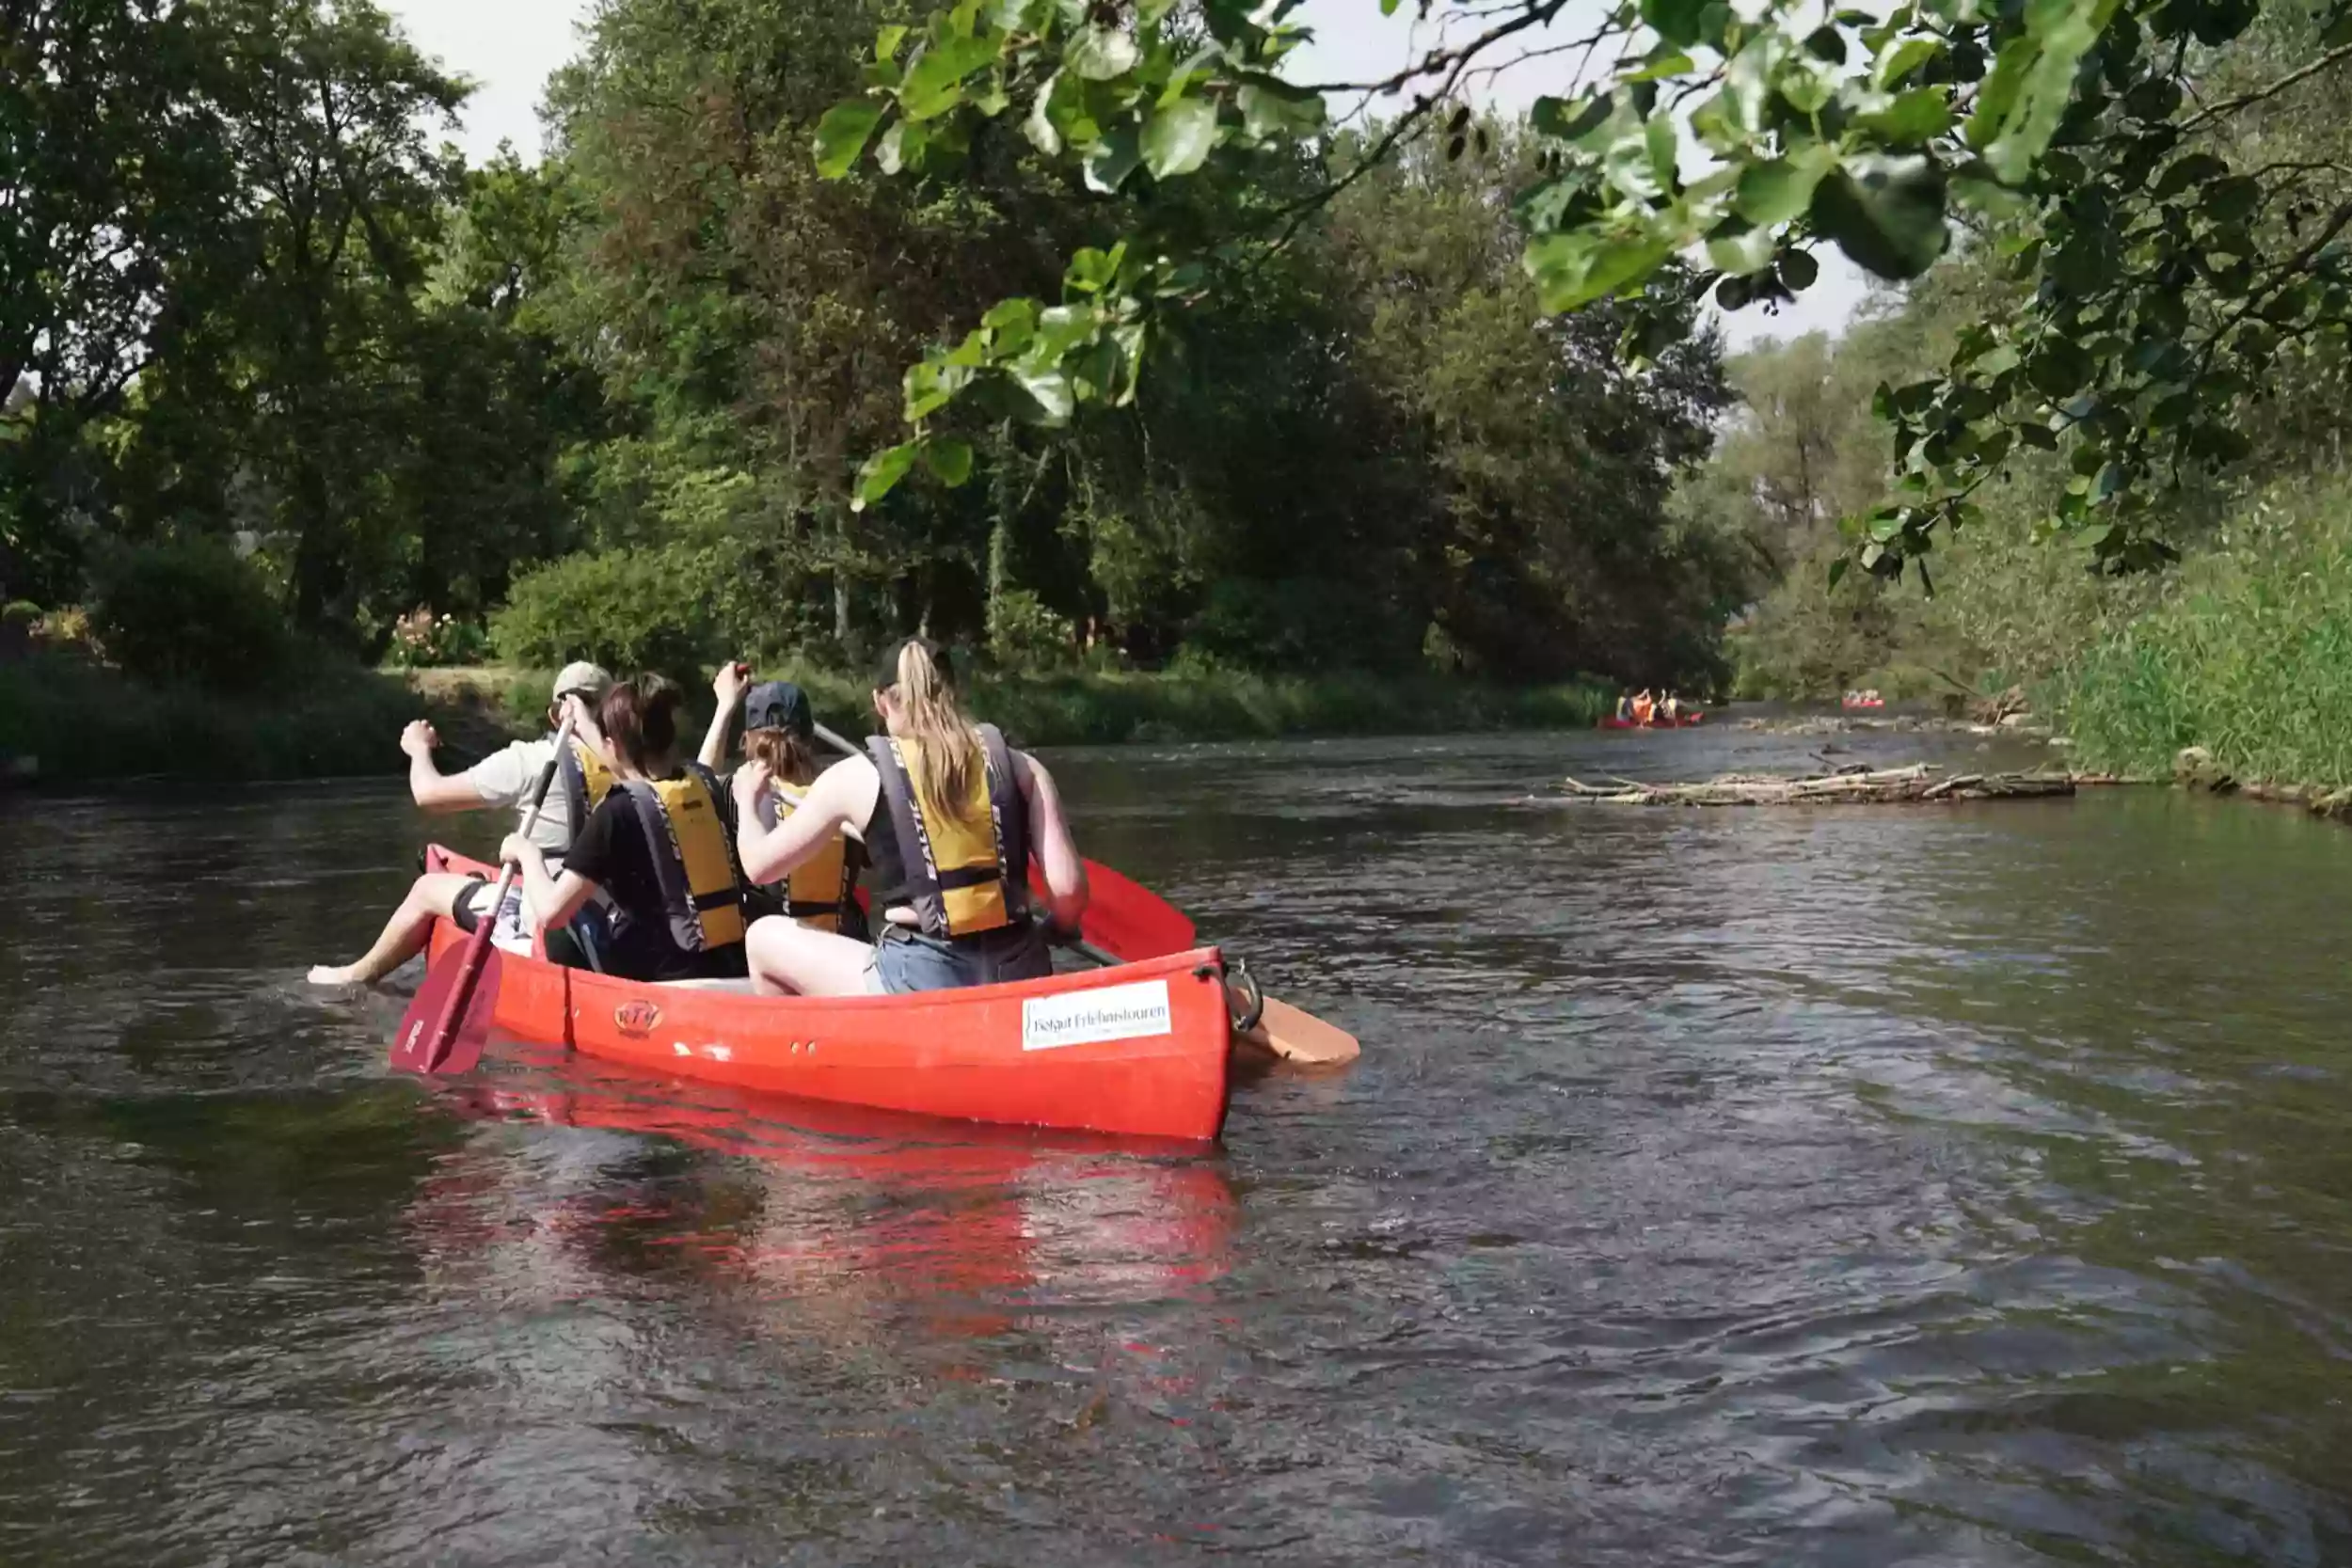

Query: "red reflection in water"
<box><xmin>400</xmin><ymin>1040</ymin><xmax>1239</xmax><ymax>1347</ymax></box>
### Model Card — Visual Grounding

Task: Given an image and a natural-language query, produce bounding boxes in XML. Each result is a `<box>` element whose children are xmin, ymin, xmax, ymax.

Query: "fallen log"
<box><xmin>1560</xmin><ymin>763</ymin><xmax>2077</xmax><ymax>807</ymax></box>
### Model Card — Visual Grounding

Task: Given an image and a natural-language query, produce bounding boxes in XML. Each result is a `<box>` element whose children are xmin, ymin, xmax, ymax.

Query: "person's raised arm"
<box><xmin>735</xmin><ymin>752</ymin><xmax>866</xmax><ymax>885</ymax></box>
<box><xmin>1018</xmin><ymin>752</ymin><xmax>1089</xmax><ymax>937</ymax></box>
<box><xmin>698</xmin><ymin>661</ymin><xmax>748</xmax><ymax>771</ymax></box>
<box><xmin>403</xmin><ymin>720</ymin><xmax>482</xmax><ymax>813</ymax></box>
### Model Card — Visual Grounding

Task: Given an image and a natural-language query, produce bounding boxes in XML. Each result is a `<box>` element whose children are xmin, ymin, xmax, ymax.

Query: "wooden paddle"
<box><xmin>770</xmin><ymin>775</ymin><xmax>1359</xmax><ymax>1067</ymax></box>
<box><xmin>813</xmin><ymin>721</ymin><xmax>1198</xmax><ymax>959</ymax></box>
<box><xmin>391</xmin><ymin>708</ymin><xmax>580</xmax><ymax>1078</ymax></box>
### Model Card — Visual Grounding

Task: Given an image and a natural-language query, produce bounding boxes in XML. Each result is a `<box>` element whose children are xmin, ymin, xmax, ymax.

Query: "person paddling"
<box><xmin>307</xmin><ymin>662</ymin><xmax>617</xmax><ymax>986</ymax></box>
<box><xmin>695</xmin><ymin>662</ymin><xmax>866</xmax><ymax>939</ymax></box>
<box><xmin>501</xmin><ymin>675</ymin><xmax>751</xmax><ymax>983</ymax></box>
<box><xmin>728</xmin><ymin>638</ymin><xmax>1088</xmax><ymax>997</ymax></box>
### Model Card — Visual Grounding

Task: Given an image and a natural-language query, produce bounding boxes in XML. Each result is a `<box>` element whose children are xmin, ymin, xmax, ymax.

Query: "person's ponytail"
<box><xmin>891</xmin><ymin>640</ymin><xmax>978</xmax><ymax>806</ymax></box>
<box><xmin>598</xmin><ymin>674</ymin><xmax>684</xmax><ymax>773</ymax></box>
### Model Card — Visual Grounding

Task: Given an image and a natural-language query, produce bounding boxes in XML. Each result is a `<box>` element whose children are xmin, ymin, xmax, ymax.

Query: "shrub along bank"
<box><xmin>2</xmin><ymin>655</ymin><xmax>1613</xmax><ymax>784</ymax></box>
<box><xmin>2057</xmin><ymin>474</ymin><xmax>2352</xmax><ymax>791</ymax></box>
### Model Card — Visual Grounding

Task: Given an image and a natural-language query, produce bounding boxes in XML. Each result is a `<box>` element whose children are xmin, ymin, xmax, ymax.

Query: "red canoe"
<box><xmin>1598</xmin><ymin>711</ymin><xmax>1707</xmax><ymax>730</ymax></box>
<box><xmin>421</xmin><ymin>846</ymin><xmax>1234</xmax><ymax>1142</ymax></box>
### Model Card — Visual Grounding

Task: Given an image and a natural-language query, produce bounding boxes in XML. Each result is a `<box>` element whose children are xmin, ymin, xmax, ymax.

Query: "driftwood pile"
<box><xmin>1560</xmin><ymin>762</ymin><xmax>2077</xmax><ymax>807</ymax></box>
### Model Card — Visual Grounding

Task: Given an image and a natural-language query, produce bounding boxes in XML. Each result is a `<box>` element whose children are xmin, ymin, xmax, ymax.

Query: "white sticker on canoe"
<box><xmin>1022</xmin><ymin>980</ymin><xmax>1173</xmax><ymax>1052</ymax></box>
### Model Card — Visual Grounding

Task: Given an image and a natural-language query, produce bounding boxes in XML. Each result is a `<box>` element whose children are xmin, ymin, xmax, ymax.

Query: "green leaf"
<box><xmin>1065</xmin><ymin>245</ymin><xmax>1123</xmax><ymax>294</ymax></box>
<box><xmin>813</xmin><ymin>101</ymin><xmax>882</xmax><ymax>179</ymax></box>
<box><xmin>982</xmin><ymin>296</ymin><xmax>1040</xmax><ymax>356</ymax></box>
<box><xmin>1024</xmin><ymin>73</ymin><xmax>1064</xmax><ymax>154</ymax></box>
<box><xmin>1778</xmin><ymin>247</ymin><xmax>1820</xmax><ymax>290</ymax></box>
<box><xmin>1643</xmin><ymin>0</ymin><xmax>1712</xmax><ymax>49</ymax></box>
<box><xmin>1707</xmin><ymin>224</ymin><xmax>1776</xmax><ymax>276</ymax></box>
<box><xmin>1863</xmin><ymin>89</ymin><xmax>1954</xmax><ymax>144</ymax></box>
<box><xmin>2151</xmin><ymin>151</ymin><xmax>2225</xmax><ymax>199</ymax></box>
<box><xmin>1623</xmin><ymin>49</ymin><xmax>1694</xmax><ymax>84</ymax></box>
<box><xmin>1873</xmin><ymin>37</ymin><xmax>1941</xmax><ymax>88</ymax></box>
<box><xmin>1011</xmin><ymin>365</ymin><xmax>1076</xmax><ymax>424</ymax></box>
<box><xmin>877</xmin><ymin>24</ymin><xmax>909</xmax><ymax>60</ymax></box>
<box><xmin>1811</xmin><ymin>154</ymin><xmax>1949</xmax><ymax>279</ymax></box>
<box><xmin>876</xmin><ymin>119</ymin><xmax>928</xmax><ymax>174</ymax></box>
<box><xmin>1828</xmin><ymin>555</ymin><xmax>1851</xmax><ymax>589</ymax></box>
<box><xmin>1966</xmin><ymin>0</ymin><xmax>2121</xmax><ymax>183</ymax></box>
<box><xmin>1734</xmin><ymin>145</ymin><xmax>1836</xmax><ymax>226</ymax></box>
<box><xmin>2201</xmin><ymin>176</ymin><xmax>2261</xmax><ymax>224</ymax></box>
<box><xmin>922</xmin><ymin>436</ymin><xmax>975</xmax><ymax>486</ymax></box>
<box><xmin>1532</xmin><ymin>93</ymin><xmax>1612</xmax><ymax>142</ymax></box>
<box><xmin>853</xmin><ymin>442</ymin><xmax>920</xmax><ymax>511</ymax></box>
<box><xmin>901</xmin><ymin>32</ymin><xmax>1002</xmax><ymax>120</ymax></box>
<box><xmin>1237</xmin><ymin>74</ymin><xmax>1325</xmax><ymax>139</ymax></box>
<box><xmin>1082</xmin><ymin>124</ymin><xmax>1140</xmax><ymax>193</ymax></box>
<box><xmin>1069</xmin><ymin>25</ymin><xmax>1140</xmax><ymax>81</ymax></box>
<box><xmin>1141</xmin><ymin>96</ymin><xmax>1218</xmax><ymax>178</ymax></box>
<box><xmin>1723</xmin><ymin>33</ymin><xmax>1789</xmax><ymax>133</ymax></box>
<box><xmin>1524</xmin><ymin>230</ymin><xmax>1673</xmax><ymax>312</ymax></box>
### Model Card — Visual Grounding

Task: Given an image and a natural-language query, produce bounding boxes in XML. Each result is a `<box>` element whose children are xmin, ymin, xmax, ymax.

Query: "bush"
<box><xmin>493</xmin><ymin>546</ymin><xmax>722</xmax><ymax>676</ymax></box>
<box><xmin>1180</xmin><ymin>577</ymin><xmax>1418</xmax><ymax>674</ymax></box>
<box><xmin>385</xmin><ymin>606</ymin><xmax>492</xmax><ymax>669</ymax></box>
<box><xmin>987</xmin><ymin>587</ymin><xmax>1077</xmax><ymax>670</ymax></box>
<box><xmin>87</xmin><ymin>537</ymin><xmax>291</xmax><ymax>690</ymax></box>
<box><xmin>2</xmin><ymin>600</ymin><xmax>38</xmax><ymax>630</ymax></box>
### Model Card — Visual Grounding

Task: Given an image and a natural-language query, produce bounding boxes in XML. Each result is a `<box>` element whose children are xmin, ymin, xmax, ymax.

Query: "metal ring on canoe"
<box><xmin>1221</xmin><ymin>959</ymin><xmax>1265</xmax><ymax>1034</ymax></box>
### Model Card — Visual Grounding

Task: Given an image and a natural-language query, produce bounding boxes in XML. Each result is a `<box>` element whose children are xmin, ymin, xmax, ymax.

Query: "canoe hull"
<box><xmin>1598</xmin><ymin>713</ymin><xmax>1707</xmax><ymax>730</ymax></box>
<box><xmin>421</xmin><ymin>847</ymin><xmax>1232</xmax><ymax>1141</ymax></box>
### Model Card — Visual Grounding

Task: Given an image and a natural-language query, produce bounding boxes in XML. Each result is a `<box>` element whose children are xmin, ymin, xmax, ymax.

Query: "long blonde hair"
<box><xmin>883</xmin><ymin>639</ymin><xmax>979</xmax><ymax>806</ymax></box>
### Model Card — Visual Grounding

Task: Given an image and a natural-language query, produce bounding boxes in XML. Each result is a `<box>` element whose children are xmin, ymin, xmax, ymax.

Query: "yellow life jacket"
<box><xmin>772</xmin><ymin>790</ymin><xmax>861</xmax><ymax>935</ymax></box>
<box><xmin>866</xmin><ymin>724</ymin><xmax>1028</xmax><ymax>940</ymax></box>
<box><xmin>616</xmin><ymin>762</ymin><xmax>745</xmax><ymax>952</ymax></box>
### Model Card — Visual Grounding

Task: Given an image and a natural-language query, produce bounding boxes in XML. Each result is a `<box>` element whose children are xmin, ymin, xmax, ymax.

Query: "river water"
<box><xmin>4</xmin><ymin>725</ymin><xmax>2350</xmax><ymax>1566</ymax></box>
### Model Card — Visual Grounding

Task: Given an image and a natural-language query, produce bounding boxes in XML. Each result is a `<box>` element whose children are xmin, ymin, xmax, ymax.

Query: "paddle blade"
<box><xmin>390</xmin><ymin>942</ymin><xmax>504</xmax><ymax>1077</ymax></box>
<box><xmin>1243</xmin><ymin>994</ymin><xmax>1360</xmax><ymax>1066</ymax></box>
<box><xmin>1038</xmin><ymin>858</ymin><xmax>1197</xmax><ymax>961</ymax></box>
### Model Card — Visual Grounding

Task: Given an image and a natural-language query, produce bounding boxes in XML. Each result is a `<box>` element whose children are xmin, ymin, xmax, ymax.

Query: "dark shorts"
<box><xmin>447</xmin><ymin>876</ymin><xmax>509</xmax><ymax>936</ymax></box>
<box><xmin>871</xmin><ymin>922</ymin><xmax>1053</xmax><ymax>995</ymax></box>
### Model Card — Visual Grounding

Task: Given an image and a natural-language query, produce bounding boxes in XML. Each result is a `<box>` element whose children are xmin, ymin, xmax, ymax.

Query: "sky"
<box><xmin>381</xmin><ymin>0</ymin><xmax>1870</xmax><ymax>350</ymax></box>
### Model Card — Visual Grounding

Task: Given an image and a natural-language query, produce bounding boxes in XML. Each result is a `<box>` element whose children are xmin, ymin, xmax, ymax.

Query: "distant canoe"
<box><xmin>1598</xmin><ymin>712</ymin><xmax>1706</xmax><ymax>730</ymax></box>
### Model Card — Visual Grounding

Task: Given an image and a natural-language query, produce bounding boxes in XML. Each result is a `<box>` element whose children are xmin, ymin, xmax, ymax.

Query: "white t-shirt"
<box><xmin>464</xmin><ymin>736</ymin><xmax>574</xmax><ymax>854</ymax></box>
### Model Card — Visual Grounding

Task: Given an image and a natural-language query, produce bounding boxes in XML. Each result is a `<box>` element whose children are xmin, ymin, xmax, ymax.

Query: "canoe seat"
<box><xmin>656</xmin><ymin>977</ymin><xmax>760</xmax><ymax>994</ymax></box>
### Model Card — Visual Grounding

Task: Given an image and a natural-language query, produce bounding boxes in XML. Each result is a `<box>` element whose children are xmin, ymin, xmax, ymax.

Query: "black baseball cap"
<box><xmin>742</xmin><ymin>680</ymin><xmax>813</xmax><ymax>737</ymax></box>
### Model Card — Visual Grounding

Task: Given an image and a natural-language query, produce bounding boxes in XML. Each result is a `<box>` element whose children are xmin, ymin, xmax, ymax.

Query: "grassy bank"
<box><xmin>0</xmin><ymin>654</ymin><xmax>510</xmax><ymax>784</ymax></box>
<box><xmin>2058</xmin><ymin>473</ymin><xmax>2352</xmax><ymax>788</ymax></box>
<box><xmin>495</xmin><ymin>665</ymin><xmax>1615</xmax><ymax>748</ymax></box>
<box><xmin>4</xmin><ymin>657</ymin><xmax>1613</xmax><ymax>784</ymax></box>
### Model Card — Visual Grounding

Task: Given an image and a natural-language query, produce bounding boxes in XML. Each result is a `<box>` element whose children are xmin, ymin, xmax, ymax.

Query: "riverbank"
<box><xmin>2</xmin><ymin>657</ymin><xmax>1613</xmax><ymax>784</ymax></box>
<box><xmin>0</xmin><ymin>654</ymin><xmax>515</xmax><ymax>784</ymax></box>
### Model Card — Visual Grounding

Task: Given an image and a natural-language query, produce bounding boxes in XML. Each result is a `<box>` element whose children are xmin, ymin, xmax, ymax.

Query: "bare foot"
<box><xmin>307</xmin><ymin>964</ymin><xmax>364</xmax><ymax>987</ymax></box>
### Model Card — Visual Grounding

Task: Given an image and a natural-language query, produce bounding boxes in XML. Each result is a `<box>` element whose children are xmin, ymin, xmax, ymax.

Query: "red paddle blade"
<box><xmin>390</xmin><ymin>943</ymin><xmax>504</xmax><ymax>1077</ymax></box>
<box><xmin>1033</xmin><ymin>858</ymin><xmax>1197</xmax><ymax>961</ymax></box>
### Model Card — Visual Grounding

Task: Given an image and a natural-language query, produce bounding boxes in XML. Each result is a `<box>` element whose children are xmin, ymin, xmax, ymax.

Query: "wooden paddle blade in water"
<box><xmin>1244</xmin><ymin>995</ymin><xmax>1360</xmax><ymax>1066</ymax></box>
<box><xmin>389</xmin><ymin>943</ymin><xmax>505</xmax><ymax>1076</ymax></box>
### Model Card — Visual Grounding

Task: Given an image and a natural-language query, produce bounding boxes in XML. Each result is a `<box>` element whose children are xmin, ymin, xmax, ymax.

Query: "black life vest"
<box><xmin>866</xmin><ymin>723</ymin><xmax>1028</xmax><ymax>940</ymax></box>
<box><xmin>615</xmin><ymin>762</ymin><xmax>746</xmax><ymax>952</ymax></box>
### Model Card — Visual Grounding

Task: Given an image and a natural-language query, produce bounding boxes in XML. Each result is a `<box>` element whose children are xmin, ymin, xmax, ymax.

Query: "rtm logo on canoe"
<box><xmin>614</xmin><ymin>1000</ymin><xmax>663</xmax><ymax>1037</ymax></box>
<box><xmin>1021</xmin><ymin>980</ymin><xmax>1174</xmax><ymax>1052</ymax></box>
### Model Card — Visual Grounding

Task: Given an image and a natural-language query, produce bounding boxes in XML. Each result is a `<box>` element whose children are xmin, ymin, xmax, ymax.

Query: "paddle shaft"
<box><xmin>421</xmin><ymin>708</ymin><xmax>578</xmax><ymax>1071</ymax></box>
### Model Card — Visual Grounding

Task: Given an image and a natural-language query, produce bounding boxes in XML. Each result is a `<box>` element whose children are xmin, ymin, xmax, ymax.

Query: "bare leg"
<box><xmin>743</xmin><ymin>915</ymin><xmax>877</xmax><ymax>997</ymax></box>
<box><xmin>308</xmin><ymin>873</ymin><xmax>483</xmax><ymax>986</ymax></box>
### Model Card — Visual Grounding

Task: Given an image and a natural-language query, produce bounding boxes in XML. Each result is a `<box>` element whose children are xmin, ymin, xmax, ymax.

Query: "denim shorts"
<box><xmin>868</xmin><ymin>921</ymin><xmax>1053</xmax><ymax>995</ymax></box>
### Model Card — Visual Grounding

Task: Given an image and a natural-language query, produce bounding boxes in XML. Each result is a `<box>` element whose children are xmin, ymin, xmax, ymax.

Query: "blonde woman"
<box><xmin>731</xmin><ymin>639</ymin><xmax>1089</xmax><ymax>997</ymax></box>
